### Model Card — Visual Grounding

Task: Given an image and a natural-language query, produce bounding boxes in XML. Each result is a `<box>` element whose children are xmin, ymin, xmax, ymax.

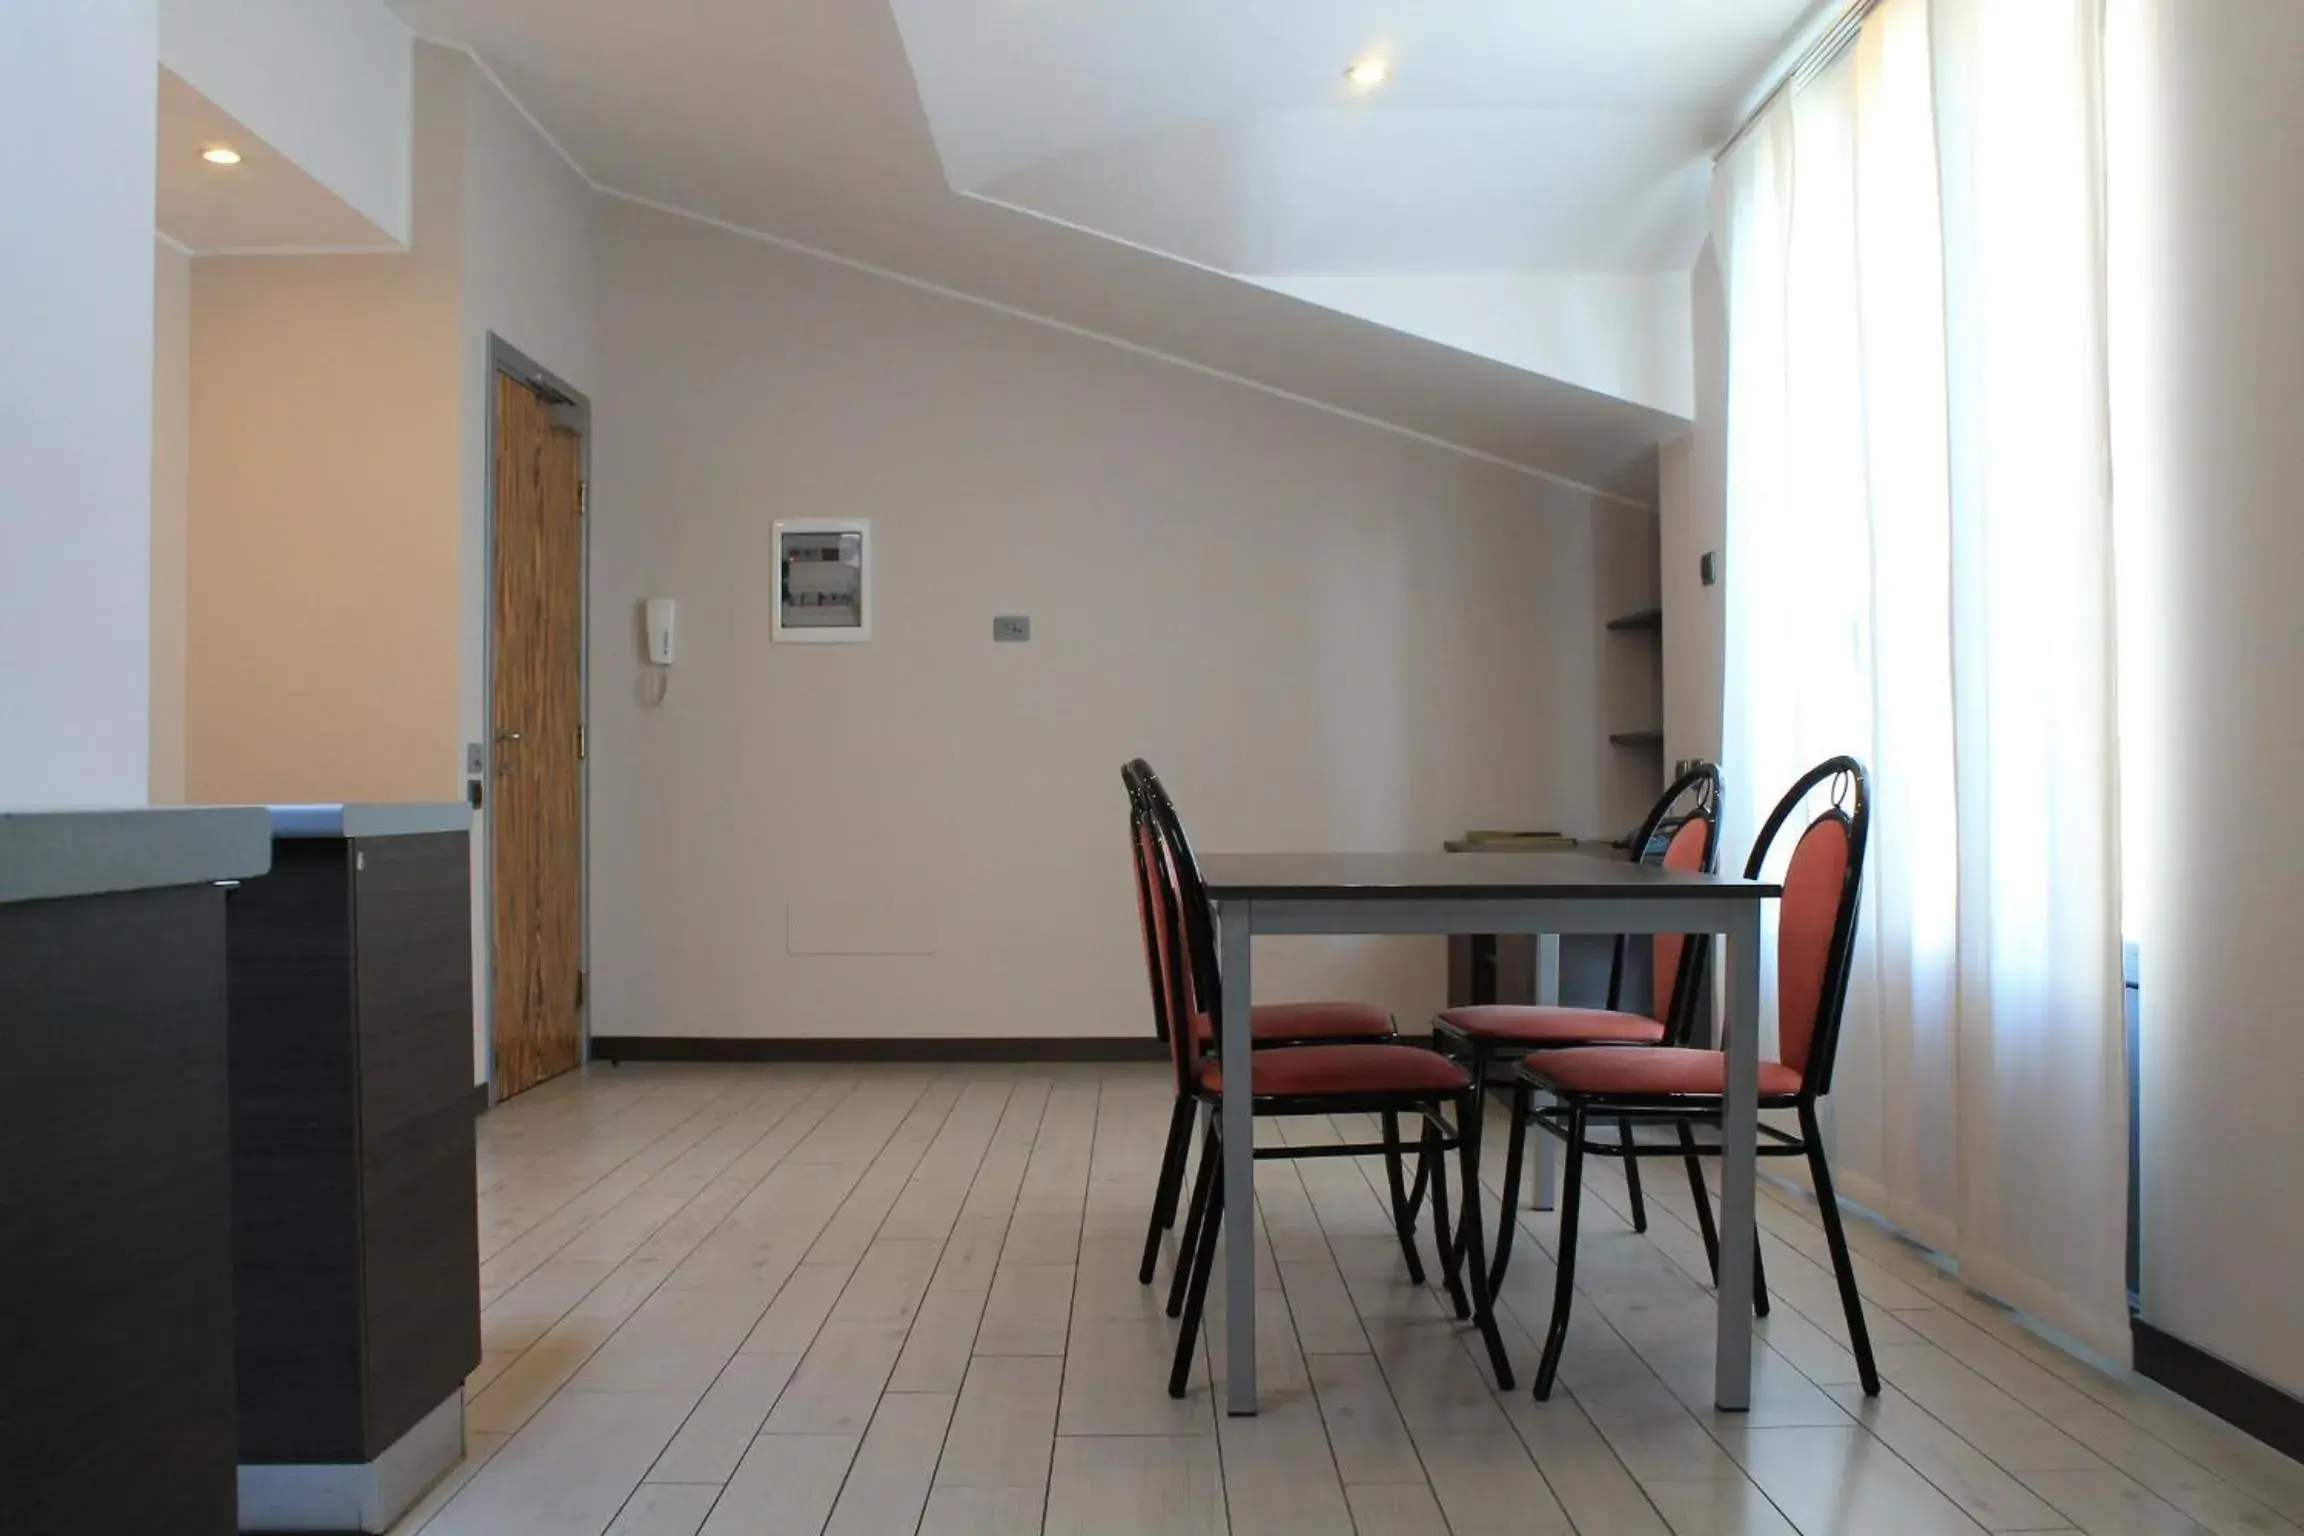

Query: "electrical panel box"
<box><xmin>773</xmin><ymin>520</ymin><xmax>871</xmax><ymax>643</ymax></box>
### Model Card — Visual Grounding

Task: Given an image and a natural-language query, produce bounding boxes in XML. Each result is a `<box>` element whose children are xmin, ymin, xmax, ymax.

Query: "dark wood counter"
<box><xmin>228</xmin><ymin>805</ymin><xmax>479</xmax><ymax>1533</ymax></box>
<box><xmin>0</xmin><ymin>807</ymin><xmax>271</xmax><ymax>1535</ymax></box>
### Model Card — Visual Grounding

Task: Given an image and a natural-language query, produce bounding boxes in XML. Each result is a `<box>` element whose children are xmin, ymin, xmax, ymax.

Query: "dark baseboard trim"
<box><xmin>470</xmin><ymin>1083</ymin><xmax>490</xmax><ymax>1117</ymax></box>
<box><xmin>2134</xmin><ymin>1318</ymin><xmax>2304</xmax><ymax>1462</ymax></box>
<box><xmin>590</xmin><ymin>1035</ymin><xmax>1167</xmax><ymax>1065</ymax></box>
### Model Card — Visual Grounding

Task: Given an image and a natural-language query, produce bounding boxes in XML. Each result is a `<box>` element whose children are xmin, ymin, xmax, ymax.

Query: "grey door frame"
<box><xmin>480</xmin><ymin>335</ymin><xmax>591</xmax><ymax>1103</ymax></box>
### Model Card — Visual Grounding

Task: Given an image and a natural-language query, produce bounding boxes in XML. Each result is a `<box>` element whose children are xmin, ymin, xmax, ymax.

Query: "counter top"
<box><xmin>267</xmin><ymin>803</ymin><xmax>471</xmax><ymax>840</ymax></box>
<box><xmin>0</xmin><ymin>807</ymin><xmax>273</xmax><ymax>905</ymax></box>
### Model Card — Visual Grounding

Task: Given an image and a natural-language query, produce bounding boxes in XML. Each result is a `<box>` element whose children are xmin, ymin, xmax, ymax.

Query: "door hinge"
<box><xmin>576</xmin><ymin>969</ymin><xmax>587</xmax><ymax>1009</ymax></box>
<box><xmin>577</xmin><ymin>723</ymin><xmax>587</xmax><ymax>760</ymax></box>
<box><xmin>578</xmin><ymin>479</ymin><xmax>588</xmax><ymax>516</ymax></box>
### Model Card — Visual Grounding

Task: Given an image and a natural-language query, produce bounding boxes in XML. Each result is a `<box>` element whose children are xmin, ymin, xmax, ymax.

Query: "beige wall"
<box><xmin>2110</xmin><ymin>0</ymin><xmax>2304</xmax><ymax>1397</ymax></box>
<box><xmin>151</xmin><ymin>238</ymin><xmax>192</xmax><ymax>804</ymax></box>
<box><xmin>588</xmin><ymin>200</ymin><xmax>1630</xmax><ymax>1040</ymax></box>
<box><xmin>185</xmin><ymin>47</ymin><xmax>465</xmax><ymax>804</ymax></box>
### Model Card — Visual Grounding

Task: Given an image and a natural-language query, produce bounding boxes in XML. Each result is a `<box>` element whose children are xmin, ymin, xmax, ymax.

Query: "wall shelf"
<box><xmin>1602</xmin><ymin>575</ymin><xmax>1667</xmax><ymax>830</ymax></box>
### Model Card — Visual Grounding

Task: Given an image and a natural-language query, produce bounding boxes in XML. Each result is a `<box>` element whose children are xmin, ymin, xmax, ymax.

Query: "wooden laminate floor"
<box><xmin>395</xmin><ymin>1062</ymin><xmax>2304</xmax><ymax>1535</ymax></box>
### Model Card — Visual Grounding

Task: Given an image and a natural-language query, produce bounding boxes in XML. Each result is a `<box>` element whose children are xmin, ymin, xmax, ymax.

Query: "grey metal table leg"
<box><xmin>1218</xmin><ymin>901</ymin><xmax>1258</xmax><ymax>1416</ymax></box>
<box><xmin>1714</xmin><ymin>911</ymin><xmax>1760</xmax><ymax>1411</ymax></box>
<box><xmin>1528</xmin><ymin>933</ymin><xmax>1560</xmax><ymax>1211</ymax></box>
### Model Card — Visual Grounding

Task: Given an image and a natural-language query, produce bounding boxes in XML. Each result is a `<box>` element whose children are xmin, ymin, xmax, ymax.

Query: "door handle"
<box><xmin>494</xmin><ymin>729</ymin><xmax>523</xmax><ymax>743</ymax></box>
<box><xmin>493</xmin><ymin>729</ymin><xmax>522</xmax><ymax>774</ymax></box>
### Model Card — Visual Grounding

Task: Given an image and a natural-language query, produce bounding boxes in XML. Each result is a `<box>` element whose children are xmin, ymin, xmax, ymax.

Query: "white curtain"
<box><xmin>1715</xmin><ymin>0</ymin><xmax>2130</xmax><ymax>1356</ymax></box>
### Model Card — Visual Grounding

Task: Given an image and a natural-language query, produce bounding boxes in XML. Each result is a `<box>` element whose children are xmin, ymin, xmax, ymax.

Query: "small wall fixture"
<box><xmin>1344</xmin><ymin>58</ymin><xmax>1390</xmax><ymax>87</ymax></box>
<box><xmin>200</xmin><ymin>145</ymin><xmax>242</xmax><ymax>166</ymax></box>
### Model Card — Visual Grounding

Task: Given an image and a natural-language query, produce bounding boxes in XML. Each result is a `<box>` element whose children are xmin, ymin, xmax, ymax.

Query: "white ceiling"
<box><xmin>389</xmin><ymin>0</ymin><xmax>1814</xmax><ymax>501</ymax></box>
<box><xmin>893</xmin><ymin>0</ymin><xmax>1813</xmax><ymax>275</ymax></box>
<box><xmin>971</xmin><ymin>111</ymin><xmax>1712</xmax><ymax>277</ymax></box>
<box><xmin>157</xmin><ymin>67</ymin><xmax>394</xmax><ymax>253</ymax></box>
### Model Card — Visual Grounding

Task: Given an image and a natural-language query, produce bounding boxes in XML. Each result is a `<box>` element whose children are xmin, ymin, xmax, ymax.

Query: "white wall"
<box><xmin>2109</xmin><ymin>0</ymin><xmax>2304</xmax><ymax>1398</ymax></box>
<box><xmin>1658</xmin><ymin>244</ymin><xmax>1728</xmax><ymax>771</ymax></box>
<box><xmin>1254</xmin><ymin>271</ymin><xmax>1697</xmax><ymax>420</ymax></box>
<box><xmin>151</xmin><ymin>239</ymin><xmax>193</xmax><ymax>804</ymax></box>
<box><xmin>159</xmin><ymin>0</ymin><xmax>412</xmax><ymax>245</ymax></box>
<box><xmin>589</xmin><ymin>200</ymin><xmax>1623</xmax><ymax>1041</ymax></box>
<box><xmin>0</xmin><ymin>1</ymin><xmax>159</xmax><ymax>806</ymax></box>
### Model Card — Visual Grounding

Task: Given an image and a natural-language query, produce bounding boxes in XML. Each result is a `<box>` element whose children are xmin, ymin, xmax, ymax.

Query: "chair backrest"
<box><xmin>1125</xmin><ymin>759</ymin><xmax>1219</xmax><ymax>1095</ymax></box>
<box><xmin>1608</xmin><ymin>762</ymin><xmax>1723</xmax><ymax>1042</ymax></box>
<box><xmin>1741</xmin><ymin>756</ymin><xmax>1870</xmax><ymax>1097</ymax></box>
<box><xmin>1140</xmin><ymin>770</ymin><xmax>1224</xmax><ymax>1094</ymax></box>
<box><xmin>1138</xmin><ymin>768</ymin><xmax>1224</xmax><ymax>1024</ymax></box>
<box><xmin>1121</xmin><ymin>761</ymin><xmax>1173</xmax><ymax>1046</ymax></box>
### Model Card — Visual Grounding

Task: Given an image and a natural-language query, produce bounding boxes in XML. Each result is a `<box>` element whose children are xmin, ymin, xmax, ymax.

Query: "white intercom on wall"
<box><xmin>640</xmin><ymin>598</ymin><xmax>677</xmax><ymax>706</ymax></box>
<box><xmin>643</xmin><ymin>598</ymin><xmax>679</xmax><ymax>665</ymax></box>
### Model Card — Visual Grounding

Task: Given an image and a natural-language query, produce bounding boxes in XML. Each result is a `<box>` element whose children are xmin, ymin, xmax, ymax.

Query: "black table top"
<box><xmin>1197</xmin><ymin>851</ymin><xmax>1780</xmax><ymax>902</ymax></box>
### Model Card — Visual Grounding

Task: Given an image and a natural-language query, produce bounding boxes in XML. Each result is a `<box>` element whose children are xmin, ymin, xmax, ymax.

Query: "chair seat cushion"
<box><xmin>1190</xmin><ymin>1000</ymin><xmax>1395</xmax><ymax>1045</ymax></box>
<box><xmin>1436</xmin><ymin>1005</ymin><xmax>1666</xmax><ymax>1047</ymax></box>
<box><xmin>1198</xmin><ymin>1043</ymin><xmax>1470</xmax><ymax>1097</ymax></box>
<box><xmin>1520</xmin><ymin>1046</ymin><xmax>1803</xmax><ymax>1099</ymax></box>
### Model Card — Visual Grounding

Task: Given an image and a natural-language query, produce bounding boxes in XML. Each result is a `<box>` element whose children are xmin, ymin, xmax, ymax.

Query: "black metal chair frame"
<box><xmin>1504</xmin><ymin>756</ymin><xmax>1878</xmax><ymax>1400</ymax></box>
<box><xmin>1123</xmin><ymin>761</ymin><xmax>1407</xmax><ymax>1288</ymax></box>
<box><xmin>1140</xmin><ymin>771</ymin><xmax>1515</xmax><ymax>1397</ymax></box>
<box><xmin>1432</xmin><ymin>763</ymin><xmax>1722</xmax><ymax>1250</ymax></box>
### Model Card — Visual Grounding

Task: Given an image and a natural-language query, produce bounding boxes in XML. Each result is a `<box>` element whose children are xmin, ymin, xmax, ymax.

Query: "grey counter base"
<box><xmin>237</xmin><ymin>1392</ymin><xmax>465</xmax><ymax>1534</ymax></box>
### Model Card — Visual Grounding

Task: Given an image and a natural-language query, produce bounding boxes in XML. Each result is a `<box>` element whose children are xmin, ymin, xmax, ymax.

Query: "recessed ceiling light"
<box><xmin>1344</xmin><ymin>57</ymin><xmax>1389</xmax><ymax>87</ymax></box>
<box><xmin>201</xmin><ymin>145</ymin><xmax>242</xmax><ymax>166</ymax></box>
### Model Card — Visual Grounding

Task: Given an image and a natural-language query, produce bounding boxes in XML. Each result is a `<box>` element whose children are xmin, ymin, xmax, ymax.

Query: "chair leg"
<box><xmin>1752</xmin><ymin>1221</ymin><xmax>1771</xmax><ymax>1319</ymax></box>
<box><xmin>1451</xmin><ymin>1089</ymin><xmax>1517</xmax><ymax>1391</ymax></box>
<box><xmin>1675</xmin><ymin>1119</ymin><xmax>1768</xmax><ymax>1317</ymax></box>
<box><xmin>1677</xmin><ymin>1119</ymin><xmax>1721</xmax><ymax>1282</ymax></box>
<box><xmin>1382</xmin><ymin>1110</ymin><xmax>1427</xmax><ymax>1285</ymax></box>
<box><xmin>1618</xmin><ymin>1116</ymin><xmax>1648</xmax><ymax>1232</ymax></box>
<box><xmin>1167</xmin><ymin>1114</ymin><xmax>1219</xmax><ymax>1319</ymax></box>
<box><xmin>1800</xmin><ymin>1103</ymin><xmax>1877</xmax><ymax>1394</ymax></box>
<box><xmin>1424</xmin><ymin>1116</ymin><xmax>1470</xmax><ymax>1320</ymax></box>
<box><xmin>1488</xmin><ymin>1077</ymin><xmax>1532</xmax><ymax>1295</ymax></box>
<box><xmin>1533</xmin><ymin>1104</ymin><xmax>1587</xmax><ymax>1399</ymax></box>
<box><xmin>1170</xmin><ymin>1132</ymin><xmax>1226</xmax><ymax>1399</ymax></box>
<box><xmin>1139</xmin><ymin>1094</ymin><xmax>1197</xmax><ymax>1285</ymax></box>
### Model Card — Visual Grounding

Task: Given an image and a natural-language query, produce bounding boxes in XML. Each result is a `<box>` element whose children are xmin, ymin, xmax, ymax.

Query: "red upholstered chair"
<box><xmin>1138</xmin><ymin>771</ymin><xmax>1513</xmax><ymax>1397</ymax></box>
<box><xmin>1124</xmin><ymin>762</ymin><xmax>1398</xmax><ymax>1286</ymax></box>
<box><xmin>1433</xmin><ymin>763</ymin><xmax>1721</xmax><ymax>1249</ymax></box>
<box><xmin>1508</xmin><ymin>757</ymin><xmax>1877</xmax><ymax>1400</ymax></box>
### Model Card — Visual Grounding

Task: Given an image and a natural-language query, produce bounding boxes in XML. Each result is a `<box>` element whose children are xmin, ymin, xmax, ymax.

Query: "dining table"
<box><xmin>1196</xmin><ymin>850</ymin><xmax>1780</xmax><ymax>1416</ymax></box>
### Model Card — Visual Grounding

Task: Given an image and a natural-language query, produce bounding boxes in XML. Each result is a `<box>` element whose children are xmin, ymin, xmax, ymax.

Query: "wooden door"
<box><xmin>489</xmin><ymin>373</ymin><xmax>585</xmax><ymax>1100</ymax></box>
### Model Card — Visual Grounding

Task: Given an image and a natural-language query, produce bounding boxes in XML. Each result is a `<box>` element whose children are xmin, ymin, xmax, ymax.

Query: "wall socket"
<box><xmin>993</xmin><ymin>615</ymin><xmax>1031</xmax><ymax>642</ymax></box>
